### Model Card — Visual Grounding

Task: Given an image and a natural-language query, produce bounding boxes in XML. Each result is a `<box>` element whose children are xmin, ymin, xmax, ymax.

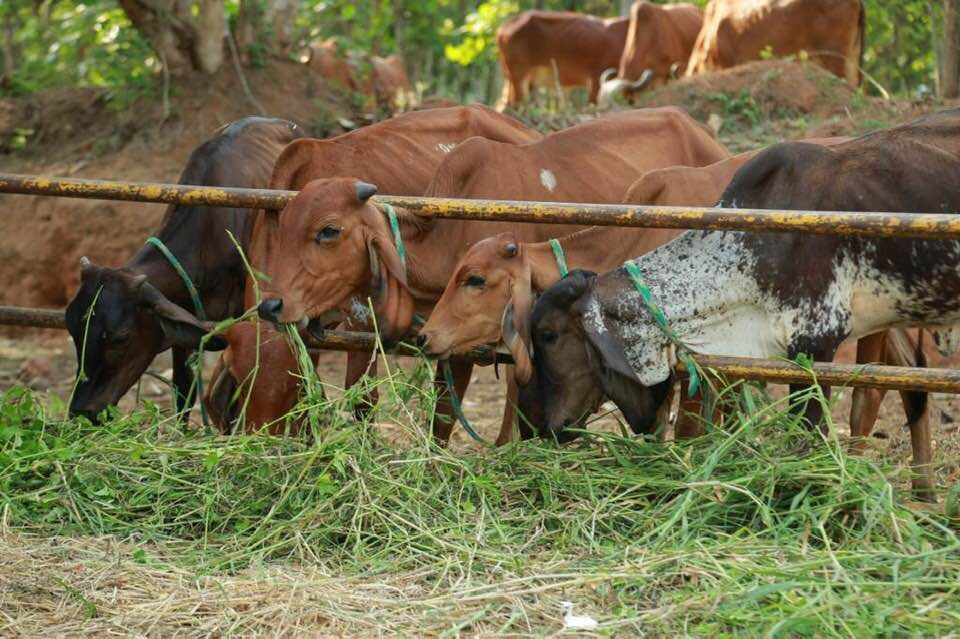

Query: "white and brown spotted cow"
<box><xmin>521</xmin><ymin>108</ymin><xmax>960</xmax><ymax>499</ymax></box>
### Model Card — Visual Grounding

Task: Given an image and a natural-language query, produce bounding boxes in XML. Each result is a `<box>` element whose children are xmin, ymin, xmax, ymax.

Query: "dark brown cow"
<box><xmin>598</xmin><ymin>1</ymin><xmax>702</xmax><ymax>106</ymax></box>
<box><xmin>64</xmin><ymin>117</ymin><xmax>306</xmax><ymax>422</ymax></box>
<box><xmin>208</xmin><ymin>106</ymin><xmax>541</xmax><ymax>433</ymax></box>
<box><xmin>496</xmin><ymin>11</ymin><xmax>628</xmax><ymax>106</ymax></box>
<box><xmin>686</xmin><ymin>0</ymin><xmax>865</xmax><ymax>87</ymax></box>
<box><xmin>522</xmin><ymin>108</ymin><xmax>960</xmax><ymax>500</ymax></box>
<box><xmin>255</xmin><ymin>108</ymin><xmax>730</xmax><ymax>443</ymax></box>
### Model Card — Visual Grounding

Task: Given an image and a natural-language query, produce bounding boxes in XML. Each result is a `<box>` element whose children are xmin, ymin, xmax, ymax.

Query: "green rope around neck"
<box><xmin>146</xmin><ymin>236</ymin><xmax>207</xmax><ymax>321</ymax></box>
<box><xmin>548</xmin><ymin>238</ymin><xmax>569</xmax><ymax>277</ymax></box>
<box><xmin>622</xmin><ymin>260</ymin><xmax>701</xmax><ymax>398</ymax></box>
<box><xmin>145</xmin><ymin>235</ymin><xmax>210</xmax><ymax>427</ymax></box>
<box><xmin>378</xmin><ymin>203</ymin><xmax>488</xmax><ymax>445</ymax></box>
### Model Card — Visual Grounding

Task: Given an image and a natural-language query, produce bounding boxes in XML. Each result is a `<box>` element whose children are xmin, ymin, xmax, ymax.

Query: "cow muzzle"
<box><xmin>258</xmin><ymin>298</ymin><xmax>285</xmax><ymax>323</ymax></box>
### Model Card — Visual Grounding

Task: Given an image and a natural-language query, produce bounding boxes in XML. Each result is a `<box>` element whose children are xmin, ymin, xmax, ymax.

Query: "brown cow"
<box><xmin>685</xmin><ymin>0</ymin><xmax>865</xmax><ymax>87</ymax></box>
<box><xmin>255</xmin><ymin>108</ymin><xmax>730</xmax><ymax>443</ymax></box>
<box><xmin>496</xmin><ymin>11</ymin><xmax>628</xmax><ymax>106</ymax></box>
<box><xmin>598</xmin><ymin>2</ymin><xmax>702</xmax><ymax>106</ymax></box>
<box><xmin>207</xmin><ymin>106</ymin><xmax>541</xmax><ymax>434</ymax></box>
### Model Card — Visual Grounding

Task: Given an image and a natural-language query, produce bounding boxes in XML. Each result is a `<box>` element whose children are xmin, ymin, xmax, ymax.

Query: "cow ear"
<box><xmin>139</xmin><ymin>282</ymin><xmax>228</xmax><ymax>351</ymax></box>
<box><xmin>366</xmin><ymin>231</ymin><xmax>414</xmax><ymax>341</ymax></box>
<box><xmin>501</xmin><ymin>302</ymin><xmax>532</xmax><ymax>385</ymax></box>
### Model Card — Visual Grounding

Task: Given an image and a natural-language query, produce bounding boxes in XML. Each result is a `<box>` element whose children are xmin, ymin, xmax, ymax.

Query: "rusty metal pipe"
<box><xmin>2</xmin><ymin>306</ymin><xmax>959</xmax><ymax>393</ymax></box>
<box><xmin>5</xmin><ymin>173</ymin><xmax>960</xmax><ymax>239</ymax></box>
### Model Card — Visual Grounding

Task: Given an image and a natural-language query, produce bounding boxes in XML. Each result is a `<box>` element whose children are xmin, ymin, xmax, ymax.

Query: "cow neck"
<box><xmin>527</xmin><ymin>226</ymin><xmax>685</xmax><ymax>292</ymax></box>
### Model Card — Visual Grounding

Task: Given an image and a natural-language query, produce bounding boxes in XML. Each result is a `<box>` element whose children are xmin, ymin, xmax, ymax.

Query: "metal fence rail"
<box><xmin>2</xmin><ymin>173</ymin><xmax>959</xmax><ymax>395</ymax></box>
<box><xmin>4</xmin><ymin>173</ymin><xmax>960</xmax><ymax>239</ymax></box>
<box><xmin>5</xmin><ymin>305</ymin><xmax>958</xmax><ymax>394</ymax></box>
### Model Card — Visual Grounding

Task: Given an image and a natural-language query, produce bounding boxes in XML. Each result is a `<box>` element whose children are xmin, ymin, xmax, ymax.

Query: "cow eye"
<box><xmin>540</xmin><ymin>330</ymin><xmax>558</xmax><ymax>345</ymax></box>
<box><xmin>315</xmin><ymin>226</ymin><xmax>341</xmax><ymax>242</ymax></box>
<box><xmin>464</xmin><ymin>275</ymin><xmax>486</xmax><ymax>289</ymax></box>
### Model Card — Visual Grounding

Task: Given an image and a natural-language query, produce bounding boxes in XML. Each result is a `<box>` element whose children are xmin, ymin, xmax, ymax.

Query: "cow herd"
<box><xmin>62</xmin><ymin>100</ymin><xmax>960</xmax><ymax>501</ymax></box>
<box><xmin>498</xmin><ymin>0</ymin><xmax>864</xmax><ymax>108</ymax></box>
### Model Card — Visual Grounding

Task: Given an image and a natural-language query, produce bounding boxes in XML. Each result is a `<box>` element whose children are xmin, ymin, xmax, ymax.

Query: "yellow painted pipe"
<box><xmin>4</xmin><ymin>173</ymin><xmax>960</xmax><ymax>239</ymax></box>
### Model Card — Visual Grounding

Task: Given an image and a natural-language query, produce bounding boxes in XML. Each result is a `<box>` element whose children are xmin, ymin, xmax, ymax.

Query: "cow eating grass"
<box><xmin>519</xmin><ymin>108</ymin><xmax>960</xmax><ymax>500</ymax></box>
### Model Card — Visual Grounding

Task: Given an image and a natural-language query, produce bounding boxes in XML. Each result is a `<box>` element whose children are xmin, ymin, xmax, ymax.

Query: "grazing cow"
<box><xmin>521</xmin><ymin>108</ymin><xmax>960</xmax><ymax>499</ymax></box>
<box><xmin>64</xmin><ymin>117</ymin><xmax>306</xmax><ymax>423</ymax></box>
<box><xmin>598</xmin><ymin>2</ymin><xmax>702</xmax><ymax>106</ymax></box>
<box><xmin>686</xmin><ymin>0</ymin><xmax>865</xmax><ymax>88</ymax></box>
<box><xmin>496</xmin><ymin>11</ymin><xmax>629</xmax><ymax>106</ymax></box>
<box><xmin>255</xmin><ymin>108</ymin><xmax>730</xmax><ymax>443</ymax></box>
<box><xmin>208</xmin><ymin>105</ymin><xmax>542</xmax><ymax>433</ymax></box>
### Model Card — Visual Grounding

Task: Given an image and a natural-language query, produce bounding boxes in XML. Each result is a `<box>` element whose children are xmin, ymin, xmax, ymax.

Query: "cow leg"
<box><xmin>345</xmin><ymin>350</ymin><xmax>379</xmax><ymax>421</ymax></box>
<box><xmin>432</xmin><ymin>360</ymin><xmax>473</xmax><ymax>445</ymax></box>
<box><xmin>849</xmin><ymin>332</ymin><xmax>887</xmax><ymax>453</ymax></box>
<box><xmin>204</xmin><ymin>353</ymin><xmax>237</xmax><ymax>434</ymax></box>
<box><xmin>172</xmin><ymin>346</ymin><xmax>198</xmax><ymax>420</ymax></box>
<box><xmin>496</xmin><ymin>376</ymin><xmax>519</xmax><ymax>446</ymax></box>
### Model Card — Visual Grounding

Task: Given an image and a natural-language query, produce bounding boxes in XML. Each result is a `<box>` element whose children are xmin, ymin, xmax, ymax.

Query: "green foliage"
<box><xmin>863</xmin><ymin>0</ymin><xmax>938</xmax><ymax>96</ymax></box>
<box><xmin>0</xmin><ymin>0</ymin><xmax>157</xmax><ymax>108</ymax></box>
<box><xmin>444</xmin><ymin>0</ymin><xmax>519</xmax><ymax>67</ymax></box>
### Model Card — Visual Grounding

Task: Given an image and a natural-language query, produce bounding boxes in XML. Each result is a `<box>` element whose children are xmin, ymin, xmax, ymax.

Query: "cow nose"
<box><xmin>258</xmin><ymin>298</ymin><xmax>284</xmax><ymax>323</ymax></box>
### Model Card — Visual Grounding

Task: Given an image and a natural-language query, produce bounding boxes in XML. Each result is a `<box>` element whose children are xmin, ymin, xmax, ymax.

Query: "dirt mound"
<box><xmin>640</xmin><ymin>60</ymin><xmax>854</xmax><ymax>120</ymax></box>
<box><xmin>0</xmin><ymin>59</ymin><xmax>359</xmax><ymax>320</ymax></box>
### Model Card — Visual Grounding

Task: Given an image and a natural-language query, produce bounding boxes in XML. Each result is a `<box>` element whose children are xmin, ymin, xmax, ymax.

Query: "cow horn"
<box><xmin>356</xmin><ymin>182</ymin><xmax>378</xmax><ymax>202</ymax></box>
<box><xmin>632</xmin><ymin>69</ymin><xmax>655</xmax><ymax>91</ymax></box>
<box><xmin>600</xmin><ymin>67</ymin><xmax>618</xmax><ymax>84</ymax></box>
<box><xmin>79</xmin><ymin>256</ymin><xmax>91</xmax><ymax>271</ymax></box>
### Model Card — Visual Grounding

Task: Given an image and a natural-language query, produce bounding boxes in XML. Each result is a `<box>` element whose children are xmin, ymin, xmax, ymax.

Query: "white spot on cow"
<box><xmin>540</xmin><ymin>168</ymin><xmax>557</xmax><ymax>192</ymax></box>
<box><xmin>349</xmin><ymin>296</ymin><xmax>371</xmax><ymax>322</ymax></box>
<box><xmin>436</xmin><ymin>143</ymin><xmax>456</xmax><ymax>154</ymax></box>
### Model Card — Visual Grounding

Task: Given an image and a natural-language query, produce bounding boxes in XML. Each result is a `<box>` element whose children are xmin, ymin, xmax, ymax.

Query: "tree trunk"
<box><xmin>118</xmin><ymin>0</ymin><xmax>225</xmax><ymax>74</ymax></box>
<box><xmin>236</xmin><ymin>0</ymin><xmax>299</xmax><ymax>65</ymax></box>
<box><xmin>943</xmin><ymin>0</ymin><xmax>959</xmax><ymax>98</ymax></box>
<box><xmin>619</xmin><ymin>0</ymin><xmax>632</xmax><ymax>17</ymax></box>
<box><xmin>0</xmin><ymin>11</ymin><xmax>16</xmax><ymax>87</ymax></box>
<box><xmin>393</xmin><ymin>0</ymin><xmax>405</xmax><ymax>58</ymax></box>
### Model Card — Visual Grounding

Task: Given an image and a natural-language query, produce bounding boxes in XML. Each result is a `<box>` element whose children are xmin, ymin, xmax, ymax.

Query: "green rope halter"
<box><xmin>145</xmin><ymin>235</ymin><xmax>210</xmax><ymax>426</ymax></box>
<box><xmin>622</xmin><ymin>260</ymin><xmax>701</xmax><ymax>397</ymax></box>
<box><xmin>145</xmin><ymin>236</ymin><xmax>207</xmax><ymax>321</ymax></box>
<box><xmin>548</xmin><ymin>238</ymin><xmax>569</xmax><ymax>277</ymax></box>
<box><xmin>378</xmin><ymin>204</ymin><xmax>488</xmax><ymax>445</ymax></box>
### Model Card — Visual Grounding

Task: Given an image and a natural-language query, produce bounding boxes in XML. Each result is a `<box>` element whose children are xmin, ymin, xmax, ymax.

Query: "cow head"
<box><xmin>65</xmin><ymin>257</ymin><xmax>225</xmax><ymax>422</ymax></box>
<box><xmin>518</xmin><ymin>269</ymin><xmax>671</xmax><ymax>440</ymax></box>
<box><xmin>256</xmin><ymin>178</ymin><xmax>415</xmax><ymax>341</ymax></box>
<box><xmin>419</xmin><ymin>233</ymin><xmax>532</xmax><ymax>363</ymax></box>
<box><xmin>597</xmin><ymin>68</ymin><xmax>655</xmax><ymax>108</ymax></box>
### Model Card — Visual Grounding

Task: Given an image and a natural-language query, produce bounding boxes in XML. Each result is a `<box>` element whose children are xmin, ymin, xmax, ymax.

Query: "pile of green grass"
<box><xmin>1</xmin><ymin>360</ymin><xmax>959</xmax><ymax>634</ymax></box>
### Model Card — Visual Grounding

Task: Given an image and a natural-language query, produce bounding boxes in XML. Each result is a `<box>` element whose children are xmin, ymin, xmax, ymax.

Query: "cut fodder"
<box><xmin>1</xmin><ymin>370</ymin><xmax>959</xmax><ymax>634</ymax></box>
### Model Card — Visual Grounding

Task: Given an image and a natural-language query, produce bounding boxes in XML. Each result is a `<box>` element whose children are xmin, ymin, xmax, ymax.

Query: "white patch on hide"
<box><xmin>349</xmin><ymin>296</ymin><xmax>372</xmax><ymax>322</ymax></box>
<box><xmin>539</xmin><ymin>168</ymin><xmax>557</xmax><ymax>193</ymax></box>
<box><xmin>931</xmin><ymin>325</ymin><xmax>960</xmax><ymax>356</ymax></box>
<box><xmin>436</xmin><ymin>143</ymin><xmax>456</xmax><ymax>154</ymax></box>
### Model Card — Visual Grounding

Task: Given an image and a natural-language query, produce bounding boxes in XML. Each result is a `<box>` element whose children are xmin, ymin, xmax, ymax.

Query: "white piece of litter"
<box><xmin>561</xmin><ymin>601</ymin><xmax>598</xmax><ymax>630</ymax></box>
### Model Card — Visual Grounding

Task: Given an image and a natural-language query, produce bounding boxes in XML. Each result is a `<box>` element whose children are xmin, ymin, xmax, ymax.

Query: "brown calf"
<box><xmin>208</xmin><ymin>106</ymin><xmax>540</xmax><ymax>433</ymax></box>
